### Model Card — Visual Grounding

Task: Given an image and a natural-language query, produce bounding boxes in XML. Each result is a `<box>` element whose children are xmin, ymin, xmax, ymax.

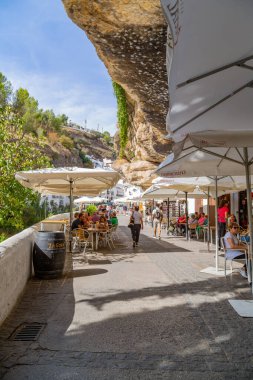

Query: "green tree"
<box><xmin>12</xmin><ymin>88</ymin><xmax>39</xmax><ymax>134</ymax></box>
<box><xmin>102</xmin><ymin>131</ymin><xmax>112</xmax><ymax>145</ymax></box>
<box><xmin>0</xmin><ymin>73</ymin><xmax>12</xmax><ymax>109</ymax></box>
<box><xmin>0</xmin><ymin>106</ymin><xmax>50</xmax><ymax>230</ymax></box>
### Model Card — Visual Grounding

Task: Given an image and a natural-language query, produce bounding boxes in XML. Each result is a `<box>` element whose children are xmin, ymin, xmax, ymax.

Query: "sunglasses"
<box><xmin>233</xmin><ymin>226</ymin><xmax>239</xmax><ymax>229</ymax></box>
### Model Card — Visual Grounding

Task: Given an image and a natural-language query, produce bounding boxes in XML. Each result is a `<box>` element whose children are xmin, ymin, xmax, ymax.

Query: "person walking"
<box><xmin>152</xmin><ymin>204</ymin><xmax>163</xmax><ymax>239</ymax></box>
<box><xmin>218</xmin><ymin>199</ymin><xmax>229</xmax><ymax>249</ymax></box>
<box><xmin>132</xmin><ymin>206</ymin><xmax>143</xmax><ymax>248</ymax></box>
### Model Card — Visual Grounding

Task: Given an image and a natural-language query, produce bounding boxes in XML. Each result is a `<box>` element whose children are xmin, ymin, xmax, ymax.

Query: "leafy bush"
<box><xmin>0</xmin><ymin>231</ymin><xmax>9</xmax><ymax>243</ymax></box>
<box><xmin>79</xmin><ymin>151</ymin><xmax>93</xmax><ymax>167</ymax></box>
<box><xmin>102</xmin><ymin>131</ymin><xmax>113</xmax><ymax>145</ymax></box>
<box><xmin>85</xmin><ymin>204</ymin><xmax>97</xmax><ymax>216</ymax></box>
<box><xmin>59</xmin><ymin>135</ymin><xmax>74</xmax><ymax>150</ymax></box>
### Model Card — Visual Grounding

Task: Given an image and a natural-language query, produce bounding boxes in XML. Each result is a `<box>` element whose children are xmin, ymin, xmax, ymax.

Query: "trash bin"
<box><xmin>33</xmin><ymin>231</ymin><xmax>66</xmax><ymax>279</ymax></box>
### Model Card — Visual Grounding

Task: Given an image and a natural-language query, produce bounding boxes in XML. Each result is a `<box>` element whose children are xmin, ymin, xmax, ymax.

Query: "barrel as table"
<box><xmin>33</xmin><ymin>231</ymin><xmax>66</xmax><ymax>279</ymax></box>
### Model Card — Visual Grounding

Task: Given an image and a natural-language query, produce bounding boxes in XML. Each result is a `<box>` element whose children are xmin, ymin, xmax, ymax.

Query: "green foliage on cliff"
<box><xmin>112</xmin><ymin>81</ymin><xmax>128</xmax><ymax>158</ymax></box>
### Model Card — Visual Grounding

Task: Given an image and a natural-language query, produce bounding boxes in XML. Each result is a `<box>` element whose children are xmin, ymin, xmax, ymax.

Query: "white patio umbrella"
<box><xmin>161</xmin><ymin>0</ymin><xmax>253</xmax><ymax>139</ymax></box>
<box><xmin>74</xmin><ymin>196</ymin><xmax>107</xmax><ymax>205</ymax></box>
<box><xmin>15</xmin><ymin>167</ymin><xmax>120</xmax><ymax>227</ymax></box>
<box><xmin>114</xmin><ymin>197</ymin><xmax>141</xmax><ymax>204</ymax></box>
<box><xmin>161</xmin><ymin>0</ymin><xmax>253</xmax><ymax>314</ymax></box>
<box><xmin>142</xmin><ymin>184</ymin><xmax>210</xmax><ymax>199</ymax></box>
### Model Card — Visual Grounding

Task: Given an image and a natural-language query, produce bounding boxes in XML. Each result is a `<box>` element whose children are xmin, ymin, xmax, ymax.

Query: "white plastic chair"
<box><xmin>220</xmin><ymin>236</ymin><xmax>248</xmax><ymax>277</ymax></box>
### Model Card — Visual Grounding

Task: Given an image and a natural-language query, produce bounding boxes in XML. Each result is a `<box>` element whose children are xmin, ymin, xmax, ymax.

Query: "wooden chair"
<box><xmin>220</xmin><ymin>236</ymin><xmax>248</xmax><ymax>276</ymax></box>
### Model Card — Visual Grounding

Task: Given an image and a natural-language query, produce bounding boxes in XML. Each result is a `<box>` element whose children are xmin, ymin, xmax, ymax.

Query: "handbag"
<box><xmin>128</xmin><ymin>214</ymin><xmax>134</xmax><ymax>228</ymax></box>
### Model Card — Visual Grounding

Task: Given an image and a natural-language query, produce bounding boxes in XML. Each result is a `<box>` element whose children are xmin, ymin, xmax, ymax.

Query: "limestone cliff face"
<box><xmin>62</xmin><ymin>0</ymin><xmax>170</xmax><ymax>186</ymax></box>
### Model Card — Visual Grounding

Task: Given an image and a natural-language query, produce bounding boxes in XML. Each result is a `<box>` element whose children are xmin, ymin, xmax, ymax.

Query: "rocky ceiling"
<box><xmin>62</xmin><ymin>0</ymin><xmax>170</xmax><ymax>188</ymax></box>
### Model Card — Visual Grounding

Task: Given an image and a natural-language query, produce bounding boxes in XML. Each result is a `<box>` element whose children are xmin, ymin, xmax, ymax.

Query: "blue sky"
<box><xmin>0</xmin><ymin>0</ymin><xmax>117</xmax><ymax>135</ymax></box>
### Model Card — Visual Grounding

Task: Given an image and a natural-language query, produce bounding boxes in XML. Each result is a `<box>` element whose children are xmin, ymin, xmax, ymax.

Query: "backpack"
<box><xmin>155</xmin><ymin>210</ymin><xmax>161</xmax><ymax>220</ymax></box>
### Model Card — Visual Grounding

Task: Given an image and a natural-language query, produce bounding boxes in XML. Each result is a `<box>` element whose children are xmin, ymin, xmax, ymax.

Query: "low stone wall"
<box><xmin>0</xmin><ymin>213</ymin><xmax>69</xmax><ymax>326</ymax></box>
<box><xmin>0</xmin><ymin>226</ymin><xmax>38</xmax><ymax>325</ymax></box>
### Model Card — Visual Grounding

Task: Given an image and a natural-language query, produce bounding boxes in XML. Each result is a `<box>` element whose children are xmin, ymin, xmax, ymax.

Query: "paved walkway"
<box><xmin>0</xmin><ymin>216</ymin><xmax>253</xmax><ymax>379</ymax></box>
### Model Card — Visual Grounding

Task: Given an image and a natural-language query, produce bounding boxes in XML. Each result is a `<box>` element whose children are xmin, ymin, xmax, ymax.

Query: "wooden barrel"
<box><xmin>33</xmin><ymin>231</ymin><xmax>66</xmax><ymax>279</ymax></box>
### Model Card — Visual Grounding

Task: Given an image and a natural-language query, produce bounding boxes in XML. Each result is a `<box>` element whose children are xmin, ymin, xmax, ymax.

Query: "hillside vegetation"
<box><xmin>0</xmin><ymin>72</ymin><xmax>115</xmax><ymax>240</ymax></box>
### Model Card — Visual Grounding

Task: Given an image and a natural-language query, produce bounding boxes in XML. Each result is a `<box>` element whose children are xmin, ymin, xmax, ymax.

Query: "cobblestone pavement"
<box><xmin>0</xmin><ymin>216</ymin><xmax>253</xmax><ymax>379</ymax></box>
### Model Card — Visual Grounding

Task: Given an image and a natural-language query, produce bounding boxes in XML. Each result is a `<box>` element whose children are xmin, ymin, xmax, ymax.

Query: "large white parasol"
<box><xmin>15</xmin><ymin>167</ymin><xmax>120</xmax><ymax>226</ymax></box>
<box><xmin>160</xmin><ymin>0</ymin><xmax>253</xmax><ymax>315</ymax></box>
<box><xmin>73</xmin><ymin>196</ymin><xmax>107</xmax><ymax>205</ymax></box>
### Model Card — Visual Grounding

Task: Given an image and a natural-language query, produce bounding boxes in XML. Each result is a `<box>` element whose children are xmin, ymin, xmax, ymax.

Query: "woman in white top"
<box><xmin>132</xmin><ymin>206</ymin><xmax>143</xmax><ymax>248</ymax></box>
<box><xmin>224</xmin><ymin>223</ymin><xmax>248</xmax><ymax>278</ymax></box>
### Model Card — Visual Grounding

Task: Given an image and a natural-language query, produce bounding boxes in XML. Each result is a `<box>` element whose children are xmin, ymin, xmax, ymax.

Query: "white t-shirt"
<box><xmin>152</xmin><ymin>208</ymin><xmax>163</xmax><ymax>221</ymax></box>
<box><xmin>224</xmin><ymin>231</ymin><xmax>244</xmax><ymax>259</ymax></box>
<box><xmin>133</xmin><ymin>211</ymin><xmax>142</xmax><ymax>224</ymax></box>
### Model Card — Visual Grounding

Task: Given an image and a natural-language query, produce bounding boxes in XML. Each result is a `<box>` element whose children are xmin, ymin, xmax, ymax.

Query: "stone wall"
<box><xmin>0</xmin><ymin>214</ymin><xmax>69</xmax><ymax>326</ymax></box>
<box><xmin>0</xmin><ymin>227</ymin><xmax>37</xmax><ymax>325</ymax></box>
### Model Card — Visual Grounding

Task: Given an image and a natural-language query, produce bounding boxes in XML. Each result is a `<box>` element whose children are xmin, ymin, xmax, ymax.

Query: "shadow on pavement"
<box><xmin>121</xmin><ymin>226</ymin><xmax>190</xmax><ymax>253</ymax></box>
<box><xmin>67</xmin><ymin>268</ymin><xmax>108</xmax><ymax>278</ymax></box>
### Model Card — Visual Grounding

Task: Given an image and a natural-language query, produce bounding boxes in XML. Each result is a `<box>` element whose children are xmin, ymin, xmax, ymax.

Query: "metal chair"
<box><xmin>71</xmin><ymin>228</ymin><xmax>93</xmax><ymax>260</ymax></box>
<box><xmin>187</xmin><ymin>224</ymin><xmax>198</xmax><ymax>240</ymax></box>
<box><xmin>220</xmin><ymin>236</ymin><xmax>248</xmax><ymax>276</ymax></box>
<box><xmin>111</xmin><ymin>225</ymin><xmax>119</xmax><ymax>241</ymax></box>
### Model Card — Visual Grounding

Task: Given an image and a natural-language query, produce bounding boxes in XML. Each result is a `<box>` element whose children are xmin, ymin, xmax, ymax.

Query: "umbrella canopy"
<box><xmin>15</xmin><ymin>167</ymin><xmax>121</xmax><ymax>235</ymax></box>
<box><xmin>152</xmin><ymin>176</ymin><xmax>249</xmax><ymax>192</ymax></box>
<box><xmin>114</xmin><ymin>197</ymin><xmax>141</xmax><ymax>204</ymax></box>
<box><xmin>142</xmin><ymin>185</ymin><xmax>209</xmax><ymax>200</ymax></box>
<box><xmin>73</xmin><ymin>196</ymin><xmax>107</xmax><ymax>205</ymax></box>
<box><xmin>161</xmin><ymin>0</ymin><xmax>253</xmax><ymax>140</ymax></box>
<box><xmin>160</xmin><ymin>1</ymin><xmax>253</xmax><ymax>296</ymax></box>
<box><xmin>15</xmin><ymin>167</ymin><xmax>120</xmax><ymax>196</ymax></box>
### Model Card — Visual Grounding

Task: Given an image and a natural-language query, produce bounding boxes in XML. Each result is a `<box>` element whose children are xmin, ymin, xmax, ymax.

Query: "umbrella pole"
<box><xmin>69</xmin><ymin>179</ymin><xmax>74</xmax><ymax>253</ymax></box>
<box><xmin>152</xmin><ymin>198</ymin><xmax>155</xmax><ymax>228</ymax></box>
<box><xmin>185</xmin><ymin>192</ymin><xmax>188</xmax><ymax>240</ymax></box>
<box><xmin>243</xmin><ymin>148</ymin><xmax>253</xmax><ymax>291</ymax></box>
<box><xmin>167</xmin><ymin>197</ymin><xmax>170</xmax><ymax>234</ymax></box>
<box><xmin>207</xmin><ymin>186</ymin><xmax>210</xmax><ymax>252</ymax></box>
<box><xmin>215</xmin><ymin>176</ymin><xmax>219</xmax><ymax>272</ymax></box>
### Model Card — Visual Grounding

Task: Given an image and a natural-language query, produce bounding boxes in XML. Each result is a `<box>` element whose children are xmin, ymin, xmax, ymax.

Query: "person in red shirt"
<box><xmin>177</xmin><ymin>214</ymin><xmax>187</xmax><ymax>235</ymax></box>
<box><xmin>218</xmin><ymin>200</ymin><xmax>229</xmax><ymax>249</ymax></box>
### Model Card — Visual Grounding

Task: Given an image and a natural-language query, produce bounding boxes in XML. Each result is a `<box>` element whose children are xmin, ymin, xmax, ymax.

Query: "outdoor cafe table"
<box><xmin>87</xmin><ymin>227</ymin><xmax>110</xmax><ymax>251</ymax></box>
<box><xmin>40</xmin><ymin>219</ymin><xmax>69</xmax><ymax>233</ymax></box>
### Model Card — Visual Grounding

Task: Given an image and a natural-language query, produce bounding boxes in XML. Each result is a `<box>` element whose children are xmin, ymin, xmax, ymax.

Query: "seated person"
<box><xmin>73</xmin><ymin>211</ymin><xmax>79</xmax><ymax>220</ymax></box>
<box><xmin>227</xmin><ymin>213</ymin><xmax>237</xmax><ymax>227</ymax></box>
<box><xmin>188</xmin><ymin>213</ymin><xmax>198</xmax><ymax>225</ymax></box>
<box><xmin>96</xmin><ymin>215</ymin><xmax>109</xmax><ymax>230</ymax></box>
<box><xmin>194</xmin><ymin>211</ymin><xmax>200</xmax><ymax>220</ymax></box>
<box><xmin>71</xmin><ymin>213</ymin><xmax>84</xmax><ymax>230</ymax></box>
<box><xmin>110</xmin><ymin>212</ymin><xmax>118</xmax><ymax>226</ymax></box>
<box><xmin>81</xmin><ymin>213</ymin><xmax>90</xmax><ymax>229</ymax></box>
<box><xmin>177</xmin><ymin>214</ymin><xmax>187</xmax><ymax>234</ymax></box>
<box><xmin>224</xmin><ymin>223</ymin><xmax>248</xmax><ymax>278</ymax></box>
<box><xmin>91</xmin><ymin>211</ymin><xmax>100</xmax><ymax>223</ymax></box>
<box><xmin>196</xmin><ymin>213</ymin><xmax>208</xmax><ymax>235</ymax></box>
